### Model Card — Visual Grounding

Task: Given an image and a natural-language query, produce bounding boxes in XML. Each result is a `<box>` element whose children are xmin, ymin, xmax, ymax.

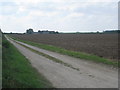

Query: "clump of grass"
<box><xmin>10</xmin><ymin>36</ymin><xmax>118</xmax><ymax>67</ymax></box>
<box><xmin>2</xmin><ymin>35</ymin><xmax>53</xmax><ymax>88</ymax></box>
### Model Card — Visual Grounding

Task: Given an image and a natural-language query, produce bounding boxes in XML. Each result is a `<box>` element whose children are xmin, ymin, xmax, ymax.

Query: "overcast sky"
<box><xmin>0</xmin><ymin>0</ymin><xmax>119</xmax><ymax>33</ymax></box>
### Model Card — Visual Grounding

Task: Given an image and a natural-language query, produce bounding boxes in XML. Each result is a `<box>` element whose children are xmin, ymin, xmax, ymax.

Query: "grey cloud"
<box><xmin>73</xmin><ymin>2</ymin><xmax>117</xmax><ymax>15</ymax></box>
<box><xmin>0</xmin><ymin>2</ymin><xmax>19</xmax><ymax>15</ymax></box>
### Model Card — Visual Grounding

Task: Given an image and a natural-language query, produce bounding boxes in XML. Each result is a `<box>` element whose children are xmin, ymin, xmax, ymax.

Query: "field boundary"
<box><xmin>9</xmin><ymin>35</ymin><xmax>118</xmax><ymax>67</ymax></box>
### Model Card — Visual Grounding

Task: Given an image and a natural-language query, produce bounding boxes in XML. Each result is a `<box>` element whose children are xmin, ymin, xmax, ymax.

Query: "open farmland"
<box><xmin>10</xmin><ymin>33</ymin><xmax>118</xmax><ymax>61</ymax></box>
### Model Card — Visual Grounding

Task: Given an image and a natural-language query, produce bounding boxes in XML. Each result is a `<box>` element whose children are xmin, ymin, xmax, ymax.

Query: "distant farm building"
<box><xmin>26</xmin><ymin>29</ymin><xmax>34</xmax><ymax>34</ymax></box>
<box><xmin>26</xmin><ymin>29</ymin><xmax>58</xmax><ymax>34</ymax></box>
<box><xmin>38</xmin><ymin>30</ymin><xmax>58</xmax><ymax>34</ymax></box>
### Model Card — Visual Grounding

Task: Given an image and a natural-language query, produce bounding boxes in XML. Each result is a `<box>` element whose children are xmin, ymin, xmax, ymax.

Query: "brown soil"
<box><xmin>11</xmin><ymin>33</ymin><xmax>118</xmax><ymax>61</ymax></box>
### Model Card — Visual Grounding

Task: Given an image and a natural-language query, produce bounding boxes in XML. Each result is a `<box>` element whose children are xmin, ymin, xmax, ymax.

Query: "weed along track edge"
<box><xmin>12</xmin><ymin>39</ymin><xmax>80</xmax><ymax>71</ymax></box>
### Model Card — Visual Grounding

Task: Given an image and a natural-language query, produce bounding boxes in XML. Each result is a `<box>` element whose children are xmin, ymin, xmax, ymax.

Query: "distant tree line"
<box><xmin>75</xmin><ymin>30</ymin><xmax>120</xmax><ymax>34</ymax></box>
<box><xmin>26</xmin><ymin>28</ymin><xmax>59</xmax><ymax>34</ymax></box>
<box><xmin>103</xmin><ymin>30</ymin><xmax>120</xmax><ymax>33</ymax></box>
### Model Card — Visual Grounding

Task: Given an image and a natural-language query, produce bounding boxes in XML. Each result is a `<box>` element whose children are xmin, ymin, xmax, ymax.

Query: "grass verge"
<box><xmin>10</xmin><ymin>35</ymin><xmax>118</xmax><ymax>67</ymax></box>
<box><xmin>14</xmin><ymin>40</ymin><xmax>79</xmax><ymax>71</ymax></box>
<box><xmin>2</xmin><ymin>35</ymin><xmax>53</xmax><ymax>88</ymax></box>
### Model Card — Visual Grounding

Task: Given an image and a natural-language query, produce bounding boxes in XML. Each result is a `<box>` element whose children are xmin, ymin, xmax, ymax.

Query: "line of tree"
<box><xmin>103</xmin><ymin>30</ymin><xmax>120</xmax><ymax>33</ymax></box>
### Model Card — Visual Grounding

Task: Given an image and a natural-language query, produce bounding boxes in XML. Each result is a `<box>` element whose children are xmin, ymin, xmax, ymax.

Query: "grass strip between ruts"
<box><xmin>9</xmin><ymin>35</ymin><xmax>119</xmax><ymax>67</ymax></box>
<box><xmin>12</xmin><ymin>39</ymin><xmax>80</xmax><ymax>71</ymax></box>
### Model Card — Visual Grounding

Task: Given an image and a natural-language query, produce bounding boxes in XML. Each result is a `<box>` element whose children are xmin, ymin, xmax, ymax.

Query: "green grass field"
<box><xmin>2</xmin><ymin>35</ymin><xmax>53</xmax><ymax>88</ymax></box>
<box><xmin>10</xmin><ymin>36</ymin><xmax>118</xmax><ymax>67</ymax></box>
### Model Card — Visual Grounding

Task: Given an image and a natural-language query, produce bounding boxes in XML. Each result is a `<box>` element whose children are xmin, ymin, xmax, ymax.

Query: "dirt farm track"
<box><xmin>11</xmin><ymin>33</ymin><xmax>119</xmax><ymax>61</ymax></box>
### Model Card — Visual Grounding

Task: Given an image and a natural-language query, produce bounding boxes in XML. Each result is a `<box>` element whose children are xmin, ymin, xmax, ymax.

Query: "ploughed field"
<box><xmin>11</xmin><ymin>33</ymin><xmax>118</xmax><ymax>61</ymax></box>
